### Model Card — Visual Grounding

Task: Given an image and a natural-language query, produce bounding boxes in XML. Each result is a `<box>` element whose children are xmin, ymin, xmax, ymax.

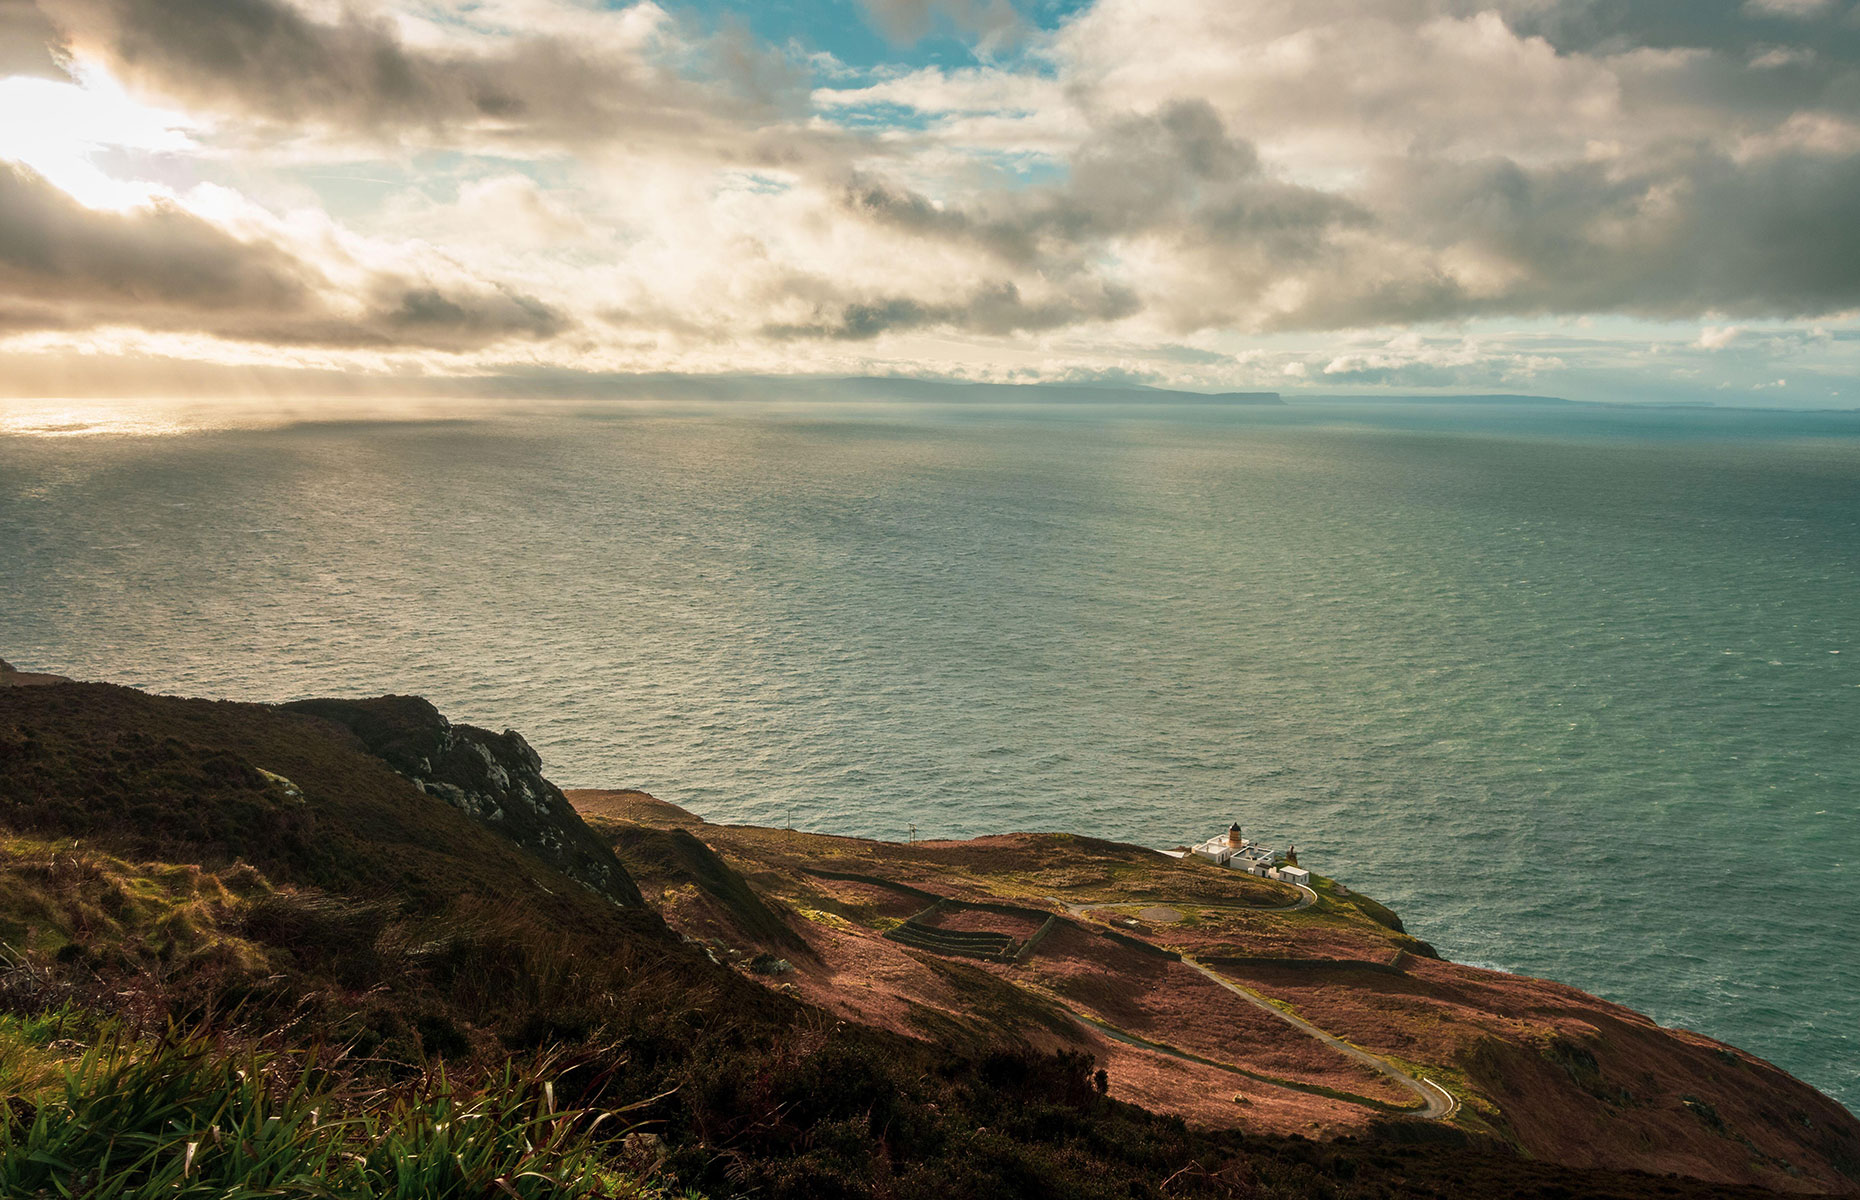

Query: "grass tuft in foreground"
<box><xmin>0</xmin><ymin>1020</ymin><xmax>691</xmax><ymax>1199</ymax></box>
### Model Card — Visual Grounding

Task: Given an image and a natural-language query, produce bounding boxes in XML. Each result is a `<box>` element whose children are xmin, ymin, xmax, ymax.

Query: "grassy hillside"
<box><xmin>0</xmin><ymin>676</ymin><xmax>1844</xmax><ymax>1199</ymax></box>
<box><xmin>574</xmin><ymin>789</ymin><xmax>1860</xmax><ymax>1196</ymax></box>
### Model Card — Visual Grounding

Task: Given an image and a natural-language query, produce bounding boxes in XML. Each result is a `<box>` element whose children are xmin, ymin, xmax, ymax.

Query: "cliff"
<box><xmin>283</xmin><ymin>695</ymin><xmax>643</xmax><ymax>907</ymax></box>
<box><xmin>1</xmin><ymin>667</ymin><xmax>1854</xmax><ymax>1199</ymax></box>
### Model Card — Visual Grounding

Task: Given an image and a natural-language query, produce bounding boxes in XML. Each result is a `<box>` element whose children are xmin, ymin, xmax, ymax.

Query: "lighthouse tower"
<box><xmin>1226</xmin><ymin>821</ymin><xmax>1243</xmax><ymax>850</ymax></box>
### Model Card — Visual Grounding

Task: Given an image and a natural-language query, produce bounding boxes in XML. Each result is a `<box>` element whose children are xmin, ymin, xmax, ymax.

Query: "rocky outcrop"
<box><xmin>284</xmin><ymin>695</ymin><xmax>643</xmax><ymax>907</ymax></box>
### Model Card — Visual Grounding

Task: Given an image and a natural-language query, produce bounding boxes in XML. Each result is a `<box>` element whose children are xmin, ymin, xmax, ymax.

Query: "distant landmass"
<box><xmin>442</xmin><ymin>370</ymin><xmax>1285</xmax><ymax>405</ymax></box>
<box><xmin>841</xmin><ymin>376</ymin><xmax>1285</xmax><ymax>405</ymax></box>
<box><xmin>1290</xmin><ymin>393</ymin><xmax>1577</xmax><ymax>405</ymax></box>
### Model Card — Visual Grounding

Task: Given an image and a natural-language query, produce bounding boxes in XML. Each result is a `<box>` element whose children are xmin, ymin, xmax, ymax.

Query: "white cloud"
<box><xmin>1743</xmin><ymin>0</ymin><xmax>1836</xmax><ymax>17</ymax></box>
<box><xmin>1310</xmin><ymin>332</ymin><xmax>1564</xmax><ymax>385</ymax></box>
<box><xmin>3</xmin><ymin>0</ymin><xmax>1860</xmax><ymax>395</ymax></box>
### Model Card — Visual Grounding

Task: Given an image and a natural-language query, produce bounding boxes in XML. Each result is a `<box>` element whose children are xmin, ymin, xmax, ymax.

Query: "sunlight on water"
<box><xmin>0</xmin><ymin>401</ymin><xmax>198</xmax><ymax>438</ymax></box>
<box><xmin>0</xmin><ymin>395</ymin><xmax>571</xmax><ymax>437</ymax></box>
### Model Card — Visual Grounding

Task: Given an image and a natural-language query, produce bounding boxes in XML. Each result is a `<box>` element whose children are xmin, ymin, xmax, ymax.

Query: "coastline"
<box><xmin>2</xmin><ymin>670</ymin><xmax>1856</xmax><ymax>1195</ymax></box>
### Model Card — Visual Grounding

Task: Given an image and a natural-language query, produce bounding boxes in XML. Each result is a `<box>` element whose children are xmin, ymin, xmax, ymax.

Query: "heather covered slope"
<box><xmin>0</xmin><ymin>671</ymin><xmax>1852</xmax><ymax>1198</ymax></box>
<box><xmin>575</xmin><ymin>788</ymin><xmax>1860</xmax><ymax>1195</ymax></box>
<box><xmin>0</xmin><ymin>681</ymin><xmax>645</xmax><ymax>917</ymax></box>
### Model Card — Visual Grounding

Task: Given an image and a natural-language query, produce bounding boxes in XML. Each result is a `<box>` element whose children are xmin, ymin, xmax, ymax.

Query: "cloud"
<box><xmin>0</xmin><ymin>161</ymin><xmax>567</xmax><ymax>349</ymax></box>
<box><xmin>1349</xmin><ymin>145</ymin><xmax>1860</xmax><ymax>323</ymax></box>
<box><xmin>1743</xmin><ymin>0</ymin><xmax>1838</xmax><ymax>17</ymax></box>
<box><xmin>824</xmin><ymin>90</ymin><xmax>1860</xmax><ymax>333</ymax></box>
<box><xmin>762</xmin><ymin>277</ymin><xmax>1140</xmax><ymax>340</ymax></box>
<box><xmin>836</xmin><ymin>100</ymin><xmax>1364</xmax><ymax>327</ymax></box>
<box><xmin>356</xmin><ymin>279</ymin><xmax>566</xmax><ymax>347</ymax></box>
<box><xmin>6</xmin><ymin>0</ymin><xmax>1860</xmax><ymax>392</ymax></box>
<box><xmin>0</xmin><ymin>159</ymin><xmax>316</xmax><ymax>314</ymax></box>
<box><xmin>802</xmin><ymin>0</ymin><xmax>1860</xmax><ymax>337</ymax></box>
<box><xmin>1692</xmin><ymin>321</ymin><xmax>1840</xmax><ymax>353</ymax></box>
<box><xmin>1310</xmin><ymin>333</ymin><xmax>1564</xmax><ymax>386</ymax></box>
<box><xmin>32</xmin><ymin>0</ymin><xmax>819</xmax><ymax>157</ymax></box>
<box><xmin>0</xmin><ymin>0</ymin><xmax>69</xmax><ymax>77</ymax></box>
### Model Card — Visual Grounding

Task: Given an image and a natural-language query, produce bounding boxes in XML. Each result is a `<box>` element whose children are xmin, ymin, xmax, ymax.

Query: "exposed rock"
<box><xmin>283</xmin><ymin>694</ymin><xmax>643</xmax><ymax>907</ymax></box>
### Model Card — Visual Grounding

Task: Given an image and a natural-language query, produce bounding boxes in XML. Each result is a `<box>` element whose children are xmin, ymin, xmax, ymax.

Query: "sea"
<box><xmin>2</xmin><ymin>394</ymin><xmax>1856</xmax><ymax>1112</ymax></box>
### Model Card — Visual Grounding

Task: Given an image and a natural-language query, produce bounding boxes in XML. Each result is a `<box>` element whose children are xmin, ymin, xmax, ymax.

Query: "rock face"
<box><xmin>285</xmin><ymin>695</ymin><xmax>644</xmax><ymax>907</ymax></box>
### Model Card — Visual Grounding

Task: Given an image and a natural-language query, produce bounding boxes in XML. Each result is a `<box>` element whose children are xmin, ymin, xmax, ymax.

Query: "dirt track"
<box><xmin>1053</xmin><ymin>881</ymin><xmax>1457</xmax><ymax>1121</ymax></box>
<box><xmin>1181</xmin><ymin>955</ymin><xmax>1458</xmax><ymax>1119</ymax></box>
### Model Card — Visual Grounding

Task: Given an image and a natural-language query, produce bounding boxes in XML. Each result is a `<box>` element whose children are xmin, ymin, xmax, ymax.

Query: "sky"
<box><xmin>2</xmin><ymin>0</ymin><xmax>1860</xmax><ymax>405</ymax></box>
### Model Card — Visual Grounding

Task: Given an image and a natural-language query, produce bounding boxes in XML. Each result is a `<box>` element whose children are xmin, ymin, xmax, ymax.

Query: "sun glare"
<box><xmin>0</xmin><ymin>63</ymin><xmax>200</xmax><ymax>210</ymax></box>
<box><xmin>0</xmin><ymin>399</ymin><xmax>195</xmax><ymax>438</ymax></box>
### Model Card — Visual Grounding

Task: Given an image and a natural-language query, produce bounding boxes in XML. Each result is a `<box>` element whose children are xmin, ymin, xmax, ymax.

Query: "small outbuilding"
<box><xmin>1278</xmin><ymin>866</ymin><xmax>1311</xmax><ymax>887</ymax></box>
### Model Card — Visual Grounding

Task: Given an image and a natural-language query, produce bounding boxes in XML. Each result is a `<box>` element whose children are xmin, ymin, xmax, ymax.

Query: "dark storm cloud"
<box><xmin>0</xmin><ymin>161</ymin><xmax>567</xmax><ymax>348</ymax></box>
<box><xmin>31</xmin><ymin>0</ymin><xmax>812</xmax><ymax>151</ymax></box>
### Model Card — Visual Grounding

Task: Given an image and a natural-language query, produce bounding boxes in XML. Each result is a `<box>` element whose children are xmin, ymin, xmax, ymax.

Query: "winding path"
<box><xmin>1179</xmin><ymin>955</ymin><xmax>1458</xmax><ymax>1120</ymax></box>
<box><xmin>1047</xmin><ymin>883</ymin><xmax>1457</xmax><ymax>1121</ymax></box>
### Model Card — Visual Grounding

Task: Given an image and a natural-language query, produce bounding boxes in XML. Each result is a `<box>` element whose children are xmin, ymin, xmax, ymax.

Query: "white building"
<box><xmin>1190</xmin><ymin>821</ymin><xmax>1310</xmax><ymax>886</ymax></box>
<box><xmin>1192</xmin><ymin>821</ymin><xmax>1280</xmax><ymax>873</ymax></box>
<box><xmin>1191</xmin><ymin>821</ymin><xmax>1247</xmax><ymax>866</ymax></box>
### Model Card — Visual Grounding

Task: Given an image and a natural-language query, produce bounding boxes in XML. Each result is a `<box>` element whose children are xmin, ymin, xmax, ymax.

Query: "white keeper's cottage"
<box><xmin>1190</xmin><ymin>820</ymin><xmax>1310</xmax><ymax>886</ymax></box>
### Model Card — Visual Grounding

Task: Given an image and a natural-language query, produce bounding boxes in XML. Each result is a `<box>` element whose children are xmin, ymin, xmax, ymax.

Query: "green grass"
<box><xmin>0</xmin><ymin>833</ymin><xmax>274</xmax><ymax>970</ymax></box>
<box><xmin>0</xmin><ymin>1003</ymin><xmax>97</xmax><ymax>1098</ymax></box>
<box><xmin>0</xmin><ymin>1021</ymin><xmax>697</xmax><ymax>1199</ymax></box>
